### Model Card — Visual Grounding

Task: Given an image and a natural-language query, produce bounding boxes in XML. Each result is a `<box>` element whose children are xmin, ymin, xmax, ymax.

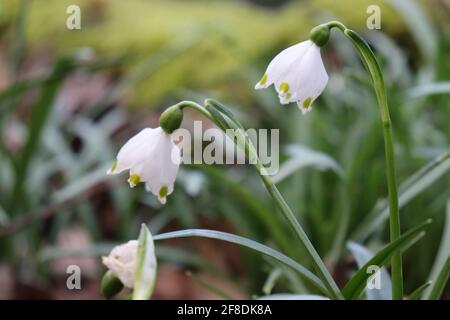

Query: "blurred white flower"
<box><xmin>102</xmin><ymin>233</ymin><xmax>157</xmax><ymax>296</ymax></box>
<box><xmin>107</xmin><ymin>127</ymin><xmax>181</xmax><ymax>204</ymax></box>
<box><xmin>102</xmin><ymin>240</ymin><xmax>139</xmax><ymax>288</ymax></box>
<box><xmin>255</xmin><ymin>40</ymin><xmax>328</xmax><ymax>114</ymax></box>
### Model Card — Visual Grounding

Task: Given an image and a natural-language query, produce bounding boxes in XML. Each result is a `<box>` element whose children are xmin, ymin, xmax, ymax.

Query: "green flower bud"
<box><xmin>309</xmin><ymin>24</ymin><xmax>331</xmax><ymax>47</ymax></box>
<box><xmin>159</xmin><ymin>105</ymin><xmax>183</xmax><ymax>134</ymax></box>
<box><xmin>101</xmin><ymin>270</ymin><xmax>124</xmax><ymax>299</ymax></box>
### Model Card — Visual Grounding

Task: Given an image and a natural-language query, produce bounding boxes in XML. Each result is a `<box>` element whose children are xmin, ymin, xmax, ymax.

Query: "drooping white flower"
<box><xmin>255</xmin><ymin>40</ymin><xmax>328</xmax><ymax>114</ymax></box>
<box><xmin>107</xmin><ymin>127</ymin><xmax>181</xmax><ymax>204</ymax></box>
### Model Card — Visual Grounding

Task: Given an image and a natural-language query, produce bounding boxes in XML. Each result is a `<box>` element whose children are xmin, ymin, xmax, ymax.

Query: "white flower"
<box><xmin>107</xmin><ymin>127</ymin><xmax>181</xmax><ymax>204</ymax></box>
<box><xmin>102</xmin><ymin>226</ymin><xmax>157</xmax><ymax>300</ymax></box>
<box><xmin>102</xmin><ymin>232</ymin><xmax>157</xmax><ymax>290</ymax></box>
<box><xmin>102</xmin><ymin>240</ymin><xmax>139</xmax><ymax>288</ymax></box>
<box><xmin>255</xmin><ymin>40</ymin><xmax>328</xmax><ymax>114</ymax></box>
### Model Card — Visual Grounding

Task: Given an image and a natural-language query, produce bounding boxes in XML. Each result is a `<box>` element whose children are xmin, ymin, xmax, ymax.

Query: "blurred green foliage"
<box><xmin>3</xmin><ymin>0</ymin><xmax>404</xmax><ymax>106</ymax></box>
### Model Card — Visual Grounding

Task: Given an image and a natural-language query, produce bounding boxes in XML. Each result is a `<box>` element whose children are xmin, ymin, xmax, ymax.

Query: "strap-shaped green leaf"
<box><xmin>408</xmin><ymin>281</ymin><xmax>432</xmax><ymax>300</ymax></box>
<box><xmin>346</xmin><ymin>242</ymin><xmax>392</xmax><ymax>300</ymax></box>
<box><xmin>153</xmin><ymin>228</ymin><xmax>328</xmax><ymax>295</ymax></box>
<box><xmin>132</xmin><ymin>224</ymin><xmax>157</xmax><ymax>300</ymax></box>
<box><xmin>204</xmin><ymin>104</ymin><xmax>232</xmax><ymax>131</ymax></box>
<box><xmin>427</xmin><ymin>256</ymin><xmax>450</xmax><ymax>300</ymax></box>
<box><xmin>424</xmin><ymin>200</ymin><xmax>450</xmax><ymax>298</ymax></box>
<box><xmin>353</xmin><ymin>151</ymin><xmax>450</xmax><ymax>242</ymax></box>
<box><xmin>204</xmin><ymin>99</ymin><xmax>244</xmax><ymax>130</ymax></box>
<box><xmin>342</xmin><ymin>219</ymin><xmax>431</xmax><ymax>299</ymax></box>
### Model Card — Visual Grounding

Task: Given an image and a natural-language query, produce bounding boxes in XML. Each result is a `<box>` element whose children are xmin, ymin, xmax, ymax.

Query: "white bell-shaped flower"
<box><xmin>107</xmin><ymin>127</ymin><xmax>181</xmax><ymax>204</ymax></box>
<box><xmin>102</xmin><ymin>240</ymin><xmax>139</xmax><ymax>288</ymax></box>
<box><xmin>255</xmin><ymin>40</ymin><xmax>328</xmax><ymax>114</ymax></box>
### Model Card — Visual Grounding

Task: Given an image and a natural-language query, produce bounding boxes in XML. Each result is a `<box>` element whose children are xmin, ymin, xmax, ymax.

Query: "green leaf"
<box><xmin>101</xmin><ymin>270</ymin><xmax>124</xmax><ymax>299</ymax></box>
<box><xmin>424</xmin><ymin>200</ymin><xmax>450</xmax><ymax>298</ymax></box>
<box><xmin>204</xmin><ymin>104</ymin><xmax>231</xmax><ymax>131</ymax></box>
<box><xmin>132</xmin><ymin>224</ymin><xmax>157</xmax><ymax>300</ymax></box>
<box><xmin>343</xmin><ymin>29</ymin><xmax>385</xmax><ymax>91</ymax></box>
<box><xmin>407</xmin><ymin>82</ymin><xmax>450</xmax><ymax>99</ymax></box>
<box><xmin>186</xmin><ymin>271</ymin><xmax>236</xmax><ymax>300</ymax></box>
<box><xmin>272</xmin><ymin>144</ymin><xmax>344</xmax><ymax>184</ymax></box>
<box><xmin>0</xmin><ymin>77</ymin><xmax>44</xmax><ymax>104</ymax></box>
<box><xmin>194</xmin><ymin>164</ymin><xmax>297</xmax><ymax>260</ymax></box>
<box><xmin>408</xmin><ymin>281</ymin><xmax>432</xmax><ymax>300</ymax></box>
<box><xmin>262</xmin><ymin>268</ymin><xmax>282</xmax><ymax>295</ymax></box>
<box><xmin>204</xmin><ymin>99</ymin><xmax>244</xmax><ymax>130</ymax></box>
<box><xmin>427</xmin><ymin>256</ymin><xmax>450</xmax><ymax>300</ymax></box>
<box><xmin>342</xmin><ymin>219</ymin><xmax>431</xmax><ymax>300</ymax></box>
<box><xmin>8</xmin><ymin>57</ymin><xmax>75</xmax><ymax>212</ymax></box>
<box><xmin>153</xmin><ymin>229</ymin><xmax>328</xmax><ymax>295</ymax></box>
<box><xmin>203</xmin><ymin>100</ymin><xmax>260</xmax><ymax>168</ymax></box>
<box><xmin>352</xmin><ymin>151</ymin><xmax>450</xmax><ymax>242</ymax></box>
<box><xmin>388</xmin><ymin>0</ymin><xmax>437</xmax><ymax>62</ymax></box>
<box><xmin>52</xmin><ymin>165</ymin><xmax>110</xmax><ymax>203</ymax></box>
<box><xmin>347</xmin><ymin>242</ymin><xmax>392</xmax><ymax>300</ymax></box>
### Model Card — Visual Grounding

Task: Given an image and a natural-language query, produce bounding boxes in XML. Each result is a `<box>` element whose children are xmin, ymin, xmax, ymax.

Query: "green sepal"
<box><xmin>101</xmin><ymin>270</ymin><xmax>124</xmax><ymax>299</ymax></box>
<box><xmin>159</xmin><ymin>105</ymin><xmax>183</xmax><ymax>134</ymax></box>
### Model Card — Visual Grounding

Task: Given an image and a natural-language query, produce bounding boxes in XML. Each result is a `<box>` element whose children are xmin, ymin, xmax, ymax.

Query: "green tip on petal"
<box><xmin>128</xmin><ymin>174</ymin><xmax>141</xmax><ymax>187</ymax></box>
<box><xmin>159</xmin><ymin>186</ymin><xmax>168</xmax><ymax>199</ymax></box>
<box><xmin>303</xmin><ymin>97</ymin><xmax>312</xmax><ymax>109</ymax></box>
<box><xmin>280</xmin><ymin>82</ymin><xmax>290</xmax><ymax>94</ymax></box>
<box><xmin>108</xmin><ymin>160</ymin><xmax>118</xmax><ymax>174</ymax></box>
<box><xmin>258</xmin><ymin>73</ymin><xmax>268</xmax><ymax>86</ymax></box>
<box><xmin>101</xmin><ymin>270</ymin><xmax>124</xmax><ymax>299</ymax></box>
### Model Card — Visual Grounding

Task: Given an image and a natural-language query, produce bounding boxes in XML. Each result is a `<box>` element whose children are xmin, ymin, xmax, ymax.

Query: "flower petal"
<box><xmin>256</xmin><ymin>41</ymin><xmax>311</xmax><ymax>91</ymax></box>
<box><xmin>291</xmin><ymin>44</ymin><xmax>329</xmax><ymax>106</ymax></box>
<box><xmin>109</xmin><ymin>128</ymin><xmax>160</xmax><ymax>175</ymax></box>
<box><xmin>108</xmin><ymin>126</ymin><xmax>181</xmax><ymax>203</ymax></box>
<box><xmin>142</xmin><ymin>134</ymin><xmax>180</xmax><ymax>203</ymax></box>
<box><xmin>102</xmin><ymin>240</ymin><xmax>139</xmax><ymax>288</ymax></box>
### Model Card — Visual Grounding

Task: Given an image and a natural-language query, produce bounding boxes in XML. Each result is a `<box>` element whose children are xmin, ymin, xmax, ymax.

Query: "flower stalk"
<box><xmin>325</xmin><ymin>21</ymin><xmax>403</xmax><ymax>299</ymax></box>
<box><xmin>172</xmin><ymin>100</ymin><xmax>343</xmax><ymax>299</ymax></box>
<box><xmin>258</xmin><ymin>169</ymin><xmax>343</xmax><ymax>299</ymax></box>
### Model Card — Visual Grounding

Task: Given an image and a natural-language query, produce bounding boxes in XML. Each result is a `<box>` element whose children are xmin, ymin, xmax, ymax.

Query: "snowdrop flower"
<box><xmin>102</xmin><ymin>240</ymin><xmax>140</xmax><ymax>288</ymax></box>
<box><xmin>255</xmin><ymin>27</ymin><xmax>330</xmax><ymax>114</ymax></box>
<box><xmin>107</xmin><ymin>127</ymin><xmax>181</xmax><ymax>204</ymax></box>
<box><xmin>101</xmin><ymin>225</ymin><xmax>157</xmax><ymax>300</ymax></box>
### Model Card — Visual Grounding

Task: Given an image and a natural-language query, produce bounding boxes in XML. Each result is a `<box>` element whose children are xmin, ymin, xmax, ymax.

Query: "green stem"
<box><xmin>328</xmin><ymin>22</ymin><xmax>403</xmax><ymax>299</ymax></box>
<box><xmin>175</xmin><ymin>100</ymin><xmax>215</xmax><ymax>120</ymax></box>
<box><xmin>258</xmin><ymin>171</ymin><xmax>343</xmax><ymax>299</ymax></box>
<box><xmin>176</xmin><ymin>100</ymin><xmax>343</xmax><ymax>299</ymax></box>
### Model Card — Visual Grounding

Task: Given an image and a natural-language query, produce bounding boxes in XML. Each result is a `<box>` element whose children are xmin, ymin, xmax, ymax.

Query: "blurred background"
<box><xmin>0</xmin><ymin>0</ymin><xmax>449</xmax><ymax>299</ymax></box>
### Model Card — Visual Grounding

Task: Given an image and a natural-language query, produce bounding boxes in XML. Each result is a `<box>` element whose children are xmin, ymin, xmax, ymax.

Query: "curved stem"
<box><xmin>257</xmin><ymin>170</ymin><xmax>343</xmax><ymax>299</ymax></box>
<box><xmin>326</xmin><ymin>21</ymin><xmax>347</xmax><ymax>32</ymax></box>
<box><xmin>241</xmin><ymin>135</ymin><xmax>342</xmax><ymax>298</ymax></box>
<box><xmin>330</xmin><ymin>23</ymin><xmax>403</xmax><ymax>299</ymax></box>
<box><xmin>176</xmin><ymin>100</ymin><xmax>343</xmax><ymax>299</ymax></box>
<box><xmin>174</xmin><ymin>100</ymin><xmax>215</xmax><ymax>121</ymax></box>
